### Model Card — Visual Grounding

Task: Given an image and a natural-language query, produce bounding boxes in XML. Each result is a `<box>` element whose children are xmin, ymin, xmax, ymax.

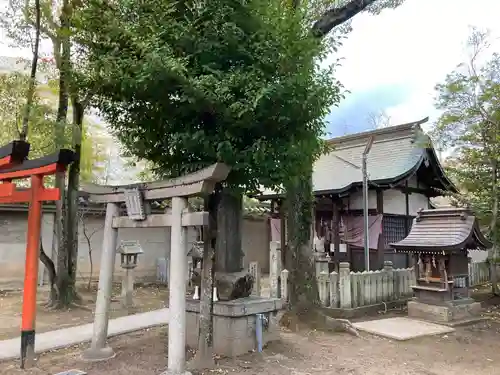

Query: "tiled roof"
<box><xmin>314</xmin><ymin>121</ymin><xmax>425</xmax><ymax>193</ymax></box>
<box><xmin>260</xmin><ymin>118</ymin><xmax>454</xmax><ymax>197</ymax></box>
<box><xmin>390</xmin><ymin>208</ymin><xmax>491</xmax><ymax>251</ymax></box>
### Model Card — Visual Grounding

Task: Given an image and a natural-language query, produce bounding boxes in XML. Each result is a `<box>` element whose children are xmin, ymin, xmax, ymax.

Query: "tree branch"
<box><xmin>19</xmin><ymin>0</ymin><xmax>41</xmax><ymax>141</ymax></box>
<box><xmin>312</xmin><ymin>0</ymin><xmax>377</xmax><ymax>38</ymax></box>
<box><xmin>22</xmin><ymin>0</ymin><xmax>57</xmax><ymax>41</ymax></box>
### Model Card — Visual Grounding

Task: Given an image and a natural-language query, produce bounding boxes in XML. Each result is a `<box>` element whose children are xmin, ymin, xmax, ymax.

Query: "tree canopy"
<box><xmin>0</xmin><ymin>70</ymin><xmax>105</xmax><ymax>182</ymax></box>
<box><xmin>432</xmin><ymin>28</ymin><xmax>500</xmax><ymax>234</ymax></box>
<box><xmin>75</xmin><ymin>0</ymin><xmax>341</xmax><ymax>193</ymax></box>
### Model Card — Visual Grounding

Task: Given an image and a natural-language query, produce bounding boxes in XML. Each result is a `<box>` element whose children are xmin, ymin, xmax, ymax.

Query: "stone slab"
<box><xmin>186</xmin><ymin>296</ymin><xmax>285</xmax><ymax>317</ymax></box>
<box><xmin>408</xmin><ymin>300</ymin><xmax>482</xmax><ymax>323</ymax></box>
<box><xmin>352</xmin><ymin>317</ymin><xmax>455</xmax><ymax>341</ymax></box>
<box><xmin>0</xmin><ymin>308</ymin><xmax>169</xmax><ymax>361</ymax></box>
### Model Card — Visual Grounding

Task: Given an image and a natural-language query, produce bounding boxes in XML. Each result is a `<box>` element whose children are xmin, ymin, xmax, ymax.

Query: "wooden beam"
<box><xmin>404</xmin><ymin>180</ymin><xmax>411</xmax><ymax>268</ymax></box>
<box><xmin>332</xmin><ymin>197</ymin><xmax>340</xmax><ymax>268</ymax></box>
<box><xmin>112</xmin><ymin>212</ymin><xmax>209</xmax><ymax>229</ymax></box>
<box><xmin>0</xmin><ymin>187</ymin><xmax>60</xmax><ymax>204</ymax></box>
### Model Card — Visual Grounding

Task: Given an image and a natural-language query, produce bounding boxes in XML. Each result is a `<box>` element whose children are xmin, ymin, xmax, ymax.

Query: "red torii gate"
<box><xmin>0</xmin><ymin>141</ymin><xmax>75</xmax><ymax>368</ymax></box>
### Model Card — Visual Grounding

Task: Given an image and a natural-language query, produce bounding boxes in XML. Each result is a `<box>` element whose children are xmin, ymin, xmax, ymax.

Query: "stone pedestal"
<box><xmin>185</xmin><ymin>297</ymin><xmax>284</xmax><ymax>357</ymax></box>
<box><xmin>121</xmin><ymin>267</ymin><xmax>135</xmax><ymax>308</ymax></box>
<box><xmin>408</xmin><ymin>299</ymin><xmax>483</xmax><ymax>324</ymax></box>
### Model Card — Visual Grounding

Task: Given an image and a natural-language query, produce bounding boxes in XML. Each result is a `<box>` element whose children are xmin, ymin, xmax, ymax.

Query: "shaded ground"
<box><xmin>0</xmin><ymin>282</ymin><xmax>167</xmax><ymax>340</ymax></box>
<box><xmin>2</xmin><ymin>319</ymin><xmax>500</xmax><ymax>375</ymax></box>
<box><xmin>0</xmin><ymin>275</ymin><xmax>272</xmax><ymax>341</ymax></box>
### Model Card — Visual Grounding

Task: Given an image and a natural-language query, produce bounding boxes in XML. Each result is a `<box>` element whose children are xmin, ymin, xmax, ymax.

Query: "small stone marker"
<box><xmin>280</xmin><ymin>269</ymin><xmax>289</xmax><ymax>301</ymax></box>
<box><xmin>248</xmin><ymin>261</ymin><xmax>261</xmax><ymax>296</ymax></box>
<box><xmin>193</xmin><ymin>285</ymin><xmax>200</xmax><ymax>300</ymax></box>
<box><xmin>269</xmin><ymin>241</ymin><xmax>281</xmax><ymax>298</ymax></box>
<box><xmin>53</xmin><ymin>370</ymin><xmax>87</xmax><ymax>375</ymax></box>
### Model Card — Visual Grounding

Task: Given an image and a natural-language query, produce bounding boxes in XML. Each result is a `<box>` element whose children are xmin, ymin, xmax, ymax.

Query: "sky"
<box><xmin>326</xmin><ymin>0</ymin><xmax>500</xmax><ymax>137</ymax></box>
<box><xmin>2</xmin><ymin>0</ymin><xmax>500</xmax><ymax>140</ymax></box>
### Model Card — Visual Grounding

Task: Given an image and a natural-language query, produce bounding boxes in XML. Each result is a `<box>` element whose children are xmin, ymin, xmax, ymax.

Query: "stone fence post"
<box><xmin>339</xmin><ymin>262</ymin><xmax>351</xmax><ymax>309</ymax></box>
<box><xmin>329</xmin><ymin>271</ymin><xmax>339</xmax><ymax>308</ymax></box>
<box><xmin>383</xmin><ymin>260</ymin><xmax>394</xmax><ymax>298</ymax></box>
<box><xmin>269</xmin><ymin>241</ymin><xmax>281</xmax><ymax>298</ymax></box>
<box><xmin>249</xmin><ymin>261</ymin><xmax>261</xmax><ymax>297</ymax></box>
<box><xmin>281</xmin><ymin>269</ymin><xmax>289</xmax><ymax>302</ymax></box>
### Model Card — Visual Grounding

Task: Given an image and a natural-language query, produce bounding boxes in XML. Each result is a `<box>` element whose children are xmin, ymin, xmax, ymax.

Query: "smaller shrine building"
<box><xmin>391</xmin><ymin>207</ymin><xmax>491</xmax><ymax>323</ymax></box>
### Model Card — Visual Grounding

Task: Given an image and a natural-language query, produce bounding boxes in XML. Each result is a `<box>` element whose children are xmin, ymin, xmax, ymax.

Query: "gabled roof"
<box><xmin>390</xmin><ymin>208</ymin><xmax>491</xmax><ymax>252</ymax></box>
<box><xmin>259</xmin><ymin>118</ymin><xmax>456</xmax><ymax>199</ymax></box>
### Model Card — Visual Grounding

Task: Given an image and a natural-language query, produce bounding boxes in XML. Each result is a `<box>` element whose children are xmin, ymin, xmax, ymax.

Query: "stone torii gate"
<box><xmin>80</xmin><ymin>163</ymin><xmax>230</xmax><ymax>375</ymax></box>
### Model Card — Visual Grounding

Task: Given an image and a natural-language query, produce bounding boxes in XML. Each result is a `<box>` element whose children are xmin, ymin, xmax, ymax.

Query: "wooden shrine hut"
<box><xmin>258</xmin><ymin>118</ymin><xmax>456</xmax><ymax>271</ymax></box>
<box><xmin>390</xmin><ymin>207</ymin><xmax>491</xmax><ymax>323</ymax></box>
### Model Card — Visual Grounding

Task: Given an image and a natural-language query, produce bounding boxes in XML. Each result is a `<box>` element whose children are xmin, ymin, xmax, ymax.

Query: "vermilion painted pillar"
<box><xmin>20</xmin><ymin>175</ymin><xmax>43</xmax><ymax>368</ymax></box>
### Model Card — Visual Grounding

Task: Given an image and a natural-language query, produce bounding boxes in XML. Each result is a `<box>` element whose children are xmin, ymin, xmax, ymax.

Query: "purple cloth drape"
<box><xmin>340</xmin><ymin>214</ymin><xmax>382</xmax><ymax>250</ymax></box>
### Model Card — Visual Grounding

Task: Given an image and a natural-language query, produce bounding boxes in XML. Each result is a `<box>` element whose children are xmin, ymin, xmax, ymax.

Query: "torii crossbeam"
<box><xmin>0</xmin><ymin>142</ymin><xmax>75</xmax><ymax>368</ymax></box>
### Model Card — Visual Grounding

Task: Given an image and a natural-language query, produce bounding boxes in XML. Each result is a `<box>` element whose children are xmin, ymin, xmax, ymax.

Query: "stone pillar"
<box><xmin>280</xmin><ymin>269</ymin><xmax>289</xmax><ymax>301</ymax></box>
<box><xmin>82</xmin><ymin>202</ymin><xmax>119</xmax><ymax>361</ymax></box>
<box><xmin>269</xmin><ymin>241</ymin><xmax>281</xmax><ymax>298</ymax></box>
<box><xmin>329</xmin><ymin>271</ymin><xmax>339</xmax><ymax>308</ymax></box>
<box><xmin>164</xmin><ymin>215</ymin><xmax>172</xmax><ymax>284</ymax></box>
<box><xmin>339</xmin><ymin>262</ymin><xmax>352</xmax><ymax>309</ymax></box>
<box><xmin>318</xmin><ymin>271</ymin><xmax>329</xmax><ymax>306</ymax></box>
<box><xmin>248</xmin><ymin>261</ymin><xmax>261</xmax><ymax>297</ymax></box>
<box><xmin>166</xmin><ymin>197</ymin><xmax>190</xmax><ymax>375</ymax></box>
<box><xmin>121</xmin><ymin>266</ymin><xmax>136</xmax><ymax>308</ymax></box>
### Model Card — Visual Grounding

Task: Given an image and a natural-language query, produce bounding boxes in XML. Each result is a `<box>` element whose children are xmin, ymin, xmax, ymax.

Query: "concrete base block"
<box><xmin>408</xmin><ymin>300</ymin><xmax>482</xmax><ymax>324</ymax></box>
<box><xmin>80</xmin><ymin>346</ymin><xmax>116</xmax><ymax>362</ymax></box>
<box><xmin>185</xmin><ymin>296</ymin><xmax>284</xmax><ymax>357</ymax></box>
<box><xmin>158</xmin><ymin>371</ymin><xmax>192</xmax><ymax>375</ymax></box>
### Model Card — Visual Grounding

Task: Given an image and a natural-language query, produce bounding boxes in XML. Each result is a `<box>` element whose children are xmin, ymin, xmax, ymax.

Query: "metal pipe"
<box><xmin>362</xmin><ymin>136</ymin><xmax>375</xmax><ymax>271</ymax></box>
<box><xmin>256</xmin><ymin>314</ymin><xmax>263</xmax><ymax>352</ymax></box>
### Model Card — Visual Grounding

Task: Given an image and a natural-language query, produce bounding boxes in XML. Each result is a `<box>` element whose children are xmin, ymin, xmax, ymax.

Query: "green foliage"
<box><xmin>74</xmin><ymin>0</ymin><xmax>342</xmax><ymax>193</ymax></box>
<box><xmin>431</xmin><ymin>28</ymin><xmax>500</xmax><ymax>238</ymax></box>
<box><xmin>0</xmin><ymin>71</ymin><xmax>105</xmax><ymax>182</ymax></box>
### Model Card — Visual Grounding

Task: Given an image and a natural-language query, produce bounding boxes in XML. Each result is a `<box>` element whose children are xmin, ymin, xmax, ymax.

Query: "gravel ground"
<box><xmin>1</xmin><ymin>319</ymin><xmax>500</xmax><ymax>375</ymax></box>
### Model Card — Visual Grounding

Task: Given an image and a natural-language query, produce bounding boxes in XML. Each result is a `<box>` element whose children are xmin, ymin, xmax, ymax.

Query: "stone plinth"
<box><xmin>185</xmin><ymin>297</ymin><xmax>284</xmax><ymax>357</ymax></box>
<box><xmin>408</xmin><ymin>299</ymin><xmax>483</xmax><ymax>324</ymax></box>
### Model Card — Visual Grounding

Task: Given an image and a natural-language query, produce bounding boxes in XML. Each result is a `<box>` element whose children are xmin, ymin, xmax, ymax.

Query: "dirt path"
<box><xmin>2</xmin><ymin>320</ymin><xmax>499</xmax><ymax>375</ymax></box>
<box><xmin>0</xmin><ymin>283</ymin><xmax>167</xmax><ymax>340</ymax></box>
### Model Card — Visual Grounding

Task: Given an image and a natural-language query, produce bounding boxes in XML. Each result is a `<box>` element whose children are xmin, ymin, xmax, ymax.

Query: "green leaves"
<box><xmin>0</xmin><ymin>72</ymin><xmax>105</xmax><ymax>183</ymax></box>
<box><xmin>431</xmin><ymin>28</ymin><xmax>500</xmax><ymax>236</ymax></box>
<box><xmin>76</xmin><ymin>0</ymin><xmax>341</xmax><ymax>193</ymax></box>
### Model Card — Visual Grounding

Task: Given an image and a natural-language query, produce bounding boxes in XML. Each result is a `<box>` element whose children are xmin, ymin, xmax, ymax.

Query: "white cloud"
<box><xmin>336</xmin><ymin>0</ymin><xmax>500</xmax><ymax>127</ymax></box>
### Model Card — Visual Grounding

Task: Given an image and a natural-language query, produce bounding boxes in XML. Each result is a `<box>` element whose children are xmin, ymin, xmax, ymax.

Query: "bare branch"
<box><xmin>312</xmin><ymin>0</ymin><xmax>377</xmax><ymax>38</ymax></box>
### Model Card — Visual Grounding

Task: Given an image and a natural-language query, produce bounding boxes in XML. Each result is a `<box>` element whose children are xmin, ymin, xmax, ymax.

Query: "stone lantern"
<box><xmin>118</xmin><ymin>240</ymin><xmax>144</xmax><ymax>307</ymax></box>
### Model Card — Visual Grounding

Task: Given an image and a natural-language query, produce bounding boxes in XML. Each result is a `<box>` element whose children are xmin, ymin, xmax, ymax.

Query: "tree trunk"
<box><xmin>51</xmin><ymin>0</ymin><xmax>76</xmax><ymax>308</ymax></box>
<box><xmin>285</xmin><ymin>167</ymin><xmax>319</xmax><ymax>310</ymax></box>
<box><xmin>40</xmin><ymin>242</ymin><xmax>58</xmax><ymax>303</ymax></box>
<box><xmin>190</xmin><ymin>187</ymin><xmax>220</xmax><ymax>370</ymax></box>
<box><xmin>215</xmin><ymin>188</ymin><xmax>243</xmax><ymax>273</ymax></box>
<box><xmin>489</xmin><ymin>162</ymin><xmax>499</xmax><ymax>295</ymax></box>
<box><xmin>19</xmin><ymin>0</ymin><xmax>40</xmax><ymax>141</ymax></box>
<box><xmin>57</xmin><ymin>99</ymin><xmax>83</xmax><ymax>306</ymax></box>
